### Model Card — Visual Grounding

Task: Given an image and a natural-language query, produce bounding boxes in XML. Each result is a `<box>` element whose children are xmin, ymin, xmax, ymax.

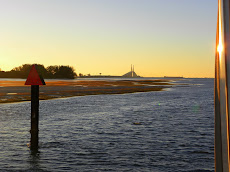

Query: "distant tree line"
<box><xmin>0</xmin><ymin>64</ymin><xmax>77</xmax><ymax>79</ymax></box>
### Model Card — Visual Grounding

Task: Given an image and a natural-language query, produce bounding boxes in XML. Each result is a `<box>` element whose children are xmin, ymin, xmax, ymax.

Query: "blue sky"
<box><xmin>0</xmin><ymin>0</ymin><xmax>218</xmax><ymax>77</ymax></box>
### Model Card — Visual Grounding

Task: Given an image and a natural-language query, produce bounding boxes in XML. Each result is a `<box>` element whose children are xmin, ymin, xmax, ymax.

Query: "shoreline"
<box><xmin>0</xmin><ymin>79</ymin><xmax>174</xmax><ymax>104</ymax></box>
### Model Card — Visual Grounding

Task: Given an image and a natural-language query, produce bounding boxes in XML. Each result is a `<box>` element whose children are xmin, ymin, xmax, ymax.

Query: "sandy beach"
<box><xmin>0</xmin><ymin>79</ymin><xmax>173</xmax><ymax>103</ymax></box>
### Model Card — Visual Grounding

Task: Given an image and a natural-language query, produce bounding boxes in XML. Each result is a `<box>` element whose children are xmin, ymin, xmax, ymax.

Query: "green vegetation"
<box><xmin>0</xmin><ymin>64</ymin><xmax>77</xmax><ymax>79</ymax></box>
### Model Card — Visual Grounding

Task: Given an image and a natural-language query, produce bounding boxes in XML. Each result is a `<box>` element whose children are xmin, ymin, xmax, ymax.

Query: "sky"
<box><xmin>0</xmin><ymin>0</ymin><xmax>217</xmax><ymax>78</ymax></box>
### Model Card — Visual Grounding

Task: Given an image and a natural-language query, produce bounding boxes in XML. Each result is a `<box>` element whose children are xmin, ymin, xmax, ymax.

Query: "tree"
<box><xmin>1</xmin><ymin>64</ymin><xmax>77</xmax><ymax>79</ymax></box>
<box><xmin>46</xmin><ymin>65</ymin><xmax>59</xmax><ymax>78</ymax></box>
<box><xmin>36</xmin><ymin>64</ymin><xmax>48</xmax><ymax>78</ymax></box>
<box><xmin>11</xmin><ymin>64</ymin><xmax>32</xmax><ymax>78</ymax></box>
<box><xmin>54</xmin><ymin>65</ymin><xmax>76</xmax><ymax>79</ymax></box>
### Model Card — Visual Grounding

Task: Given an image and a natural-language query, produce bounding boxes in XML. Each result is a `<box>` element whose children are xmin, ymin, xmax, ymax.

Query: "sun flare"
<box><xmin>217</xmin><ymin>44</ymin><xmax>223</xmax><ymax>53</ymax></box>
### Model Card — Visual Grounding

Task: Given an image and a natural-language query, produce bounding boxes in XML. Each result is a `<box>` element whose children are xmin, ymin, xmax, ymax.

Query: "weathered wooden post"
<box><xmin>25</xmin><ymin>64</ymin><xmax>45</xmax><ymax>150</ymax></box>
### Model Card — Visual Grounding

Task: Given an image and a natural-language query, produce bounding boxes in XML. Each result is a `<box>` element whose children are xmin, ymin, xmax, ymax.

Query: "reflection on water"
<box><xmin>28</xmin><ymin>151</ymin><xmax>41</xmax><ymax>171</ymax></box>
<box><xmin>0</xmin><ymin>78</ymin><xmax>214</xmax><ymax>172</ymax></box>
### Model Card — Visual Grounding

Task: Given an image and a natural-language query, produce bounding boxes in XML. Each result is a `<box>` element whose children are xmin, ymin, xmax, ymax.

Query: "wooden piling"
<box><xmin>30</xmin><ymin>85</ymin><xmax>39</xmax><ymax>150</ymax></box>
<box><xmin>25</xmin><ymin>64</ymin><xmax>45</xmax><ymax>151</ymax></box>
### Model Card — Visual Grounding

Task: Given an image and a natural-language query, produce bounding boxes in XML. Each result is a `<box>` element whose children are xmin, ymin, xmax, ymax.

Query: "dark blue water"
<box><xmin>0</xmin><ymin>78</ymin><xmax>214</xmax><ymax>171</ymax></box>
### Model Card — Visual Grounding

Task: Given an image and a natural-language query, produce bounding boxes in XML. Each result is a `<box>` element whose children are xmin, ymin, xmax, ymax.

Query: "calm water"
<box><xmin>0</xmin><ymin>78</ymin><xmax>214</xmax><ymax>172</ymax></box>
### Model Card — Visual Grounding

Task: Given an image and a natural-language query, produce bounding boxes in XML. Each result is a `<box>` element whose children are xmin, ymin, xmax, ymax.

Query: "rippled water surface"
<box><xmin>0</xmin><ymin>78</ymin><xmax>214</xmax><ymax>171</ymax></box>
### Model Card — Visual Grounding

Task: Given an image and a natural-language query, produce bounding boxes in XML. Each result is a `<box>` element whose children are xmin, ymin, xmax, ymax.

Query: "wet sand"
<box><xmin>0</xmin><ymin>79</ymin><xmax>173</xmax><ymax>103</ymax></box>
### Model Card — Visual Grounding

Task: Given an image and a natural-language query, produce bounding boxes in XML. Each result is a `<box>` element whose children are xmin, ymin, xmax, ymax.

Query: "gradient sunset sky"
<box><xmin>0</xmin><ymin>0</ymin><xmax>217</xmax><ymax>78</ymax></box>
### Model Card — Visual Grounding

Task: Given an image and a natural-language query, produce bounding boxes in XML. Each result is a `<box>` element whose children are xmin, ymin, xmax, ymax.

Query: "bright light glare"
<box><xmin>217</xmin><ymin>44</ymin><xmax>223</xmax><ymax>53</ymax></box>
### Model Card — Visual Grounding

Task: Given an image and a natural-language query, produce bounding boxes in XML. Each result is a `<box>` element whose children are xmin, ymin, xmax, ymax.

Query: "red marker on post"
<box><xmin>25</xmin><ymin>64</ymin><xmax>45</xmax><ymax>150</ymax></box>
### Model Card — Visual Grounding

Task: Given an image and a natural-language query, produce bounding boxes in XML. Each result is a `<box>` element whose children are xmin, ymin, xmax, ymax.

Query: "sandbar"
<box><xmin>0</xmin><ymin>79</ymin><xmax>173</xmax><ymax>103</ymax></box>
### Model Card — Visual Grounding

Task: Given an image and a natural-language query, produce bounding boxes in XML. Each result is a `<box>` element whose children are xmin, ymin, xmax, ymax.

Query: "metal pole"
<box><xmin>215</xmin><ymin>0</ymin><xmax>230</xmax><ymax>171</ymax></box>
<box><xmin>215</xmin><ymin>7</ymin><xmax>223</xmax><ymax>171</ymax></box>
<box><xmin>30</xmin><ymin>85</ymin><xmax>39</xmax><ymax>150</ymax></box>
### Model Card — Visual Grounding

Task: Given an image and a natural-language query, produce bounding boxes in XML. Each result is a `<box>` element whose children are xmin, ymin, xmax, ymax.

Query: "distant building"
<box><xmin>122</xmin><ymin>65</ymin><xmax>140</xmax><ymax>78</ymax></box>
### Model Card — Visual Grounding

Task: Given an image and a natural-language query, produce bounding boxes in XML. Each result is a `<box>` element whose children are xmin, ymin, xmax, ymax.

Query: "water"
<box><xmin>0</xmin><ymin>78</ymin><xmax>214</xmax><ymax>171</ymax></box>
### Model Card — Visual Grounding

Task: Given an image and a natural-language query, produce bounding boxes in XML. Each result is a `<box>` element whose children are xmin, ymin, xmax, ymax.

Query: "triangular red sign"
<box><xmin>25</xmin><ymin>65</ymin><xmax>45</xmax><ymax>85</ymax></box>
